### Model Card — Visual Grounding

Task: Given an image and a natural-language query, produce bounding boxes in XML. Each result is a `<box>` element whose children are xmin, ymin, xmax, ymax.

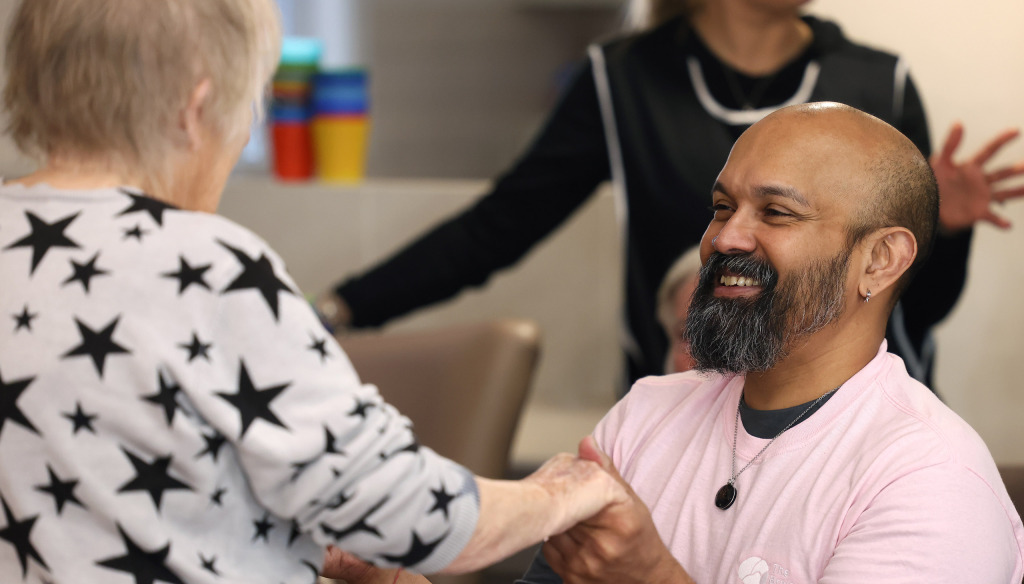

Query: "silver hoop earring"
<box><xmin>864</xmin><ymin>290</ymin><xmax>872</xmax><ymax>303</ymax></box>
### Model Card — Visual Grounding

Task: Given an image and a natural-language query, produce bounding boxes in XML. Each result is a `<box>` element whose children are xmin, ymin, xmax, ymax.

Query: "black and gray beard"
<box><xmin>683</xmin><ymin>250</ymin><xmax>850</xmax><ymax>374</ymax></box>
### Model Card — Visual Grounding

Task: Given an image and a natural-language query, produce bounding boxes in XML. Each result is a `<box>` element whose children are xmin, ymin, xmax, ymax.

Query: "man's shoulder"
<box><xmin>631</xmin><ymin>369</ymin><xmax>731</xmax><ymax>399</ymax></box>
<box><xmin>866</xmin><ymin>354</ymin><xmax>1001</xmax><ymax>478</ymax></box>
<box><xmin>612</xmin><ymin>371</ymin><xmax>734</xmax><ymax>427</ymax></box>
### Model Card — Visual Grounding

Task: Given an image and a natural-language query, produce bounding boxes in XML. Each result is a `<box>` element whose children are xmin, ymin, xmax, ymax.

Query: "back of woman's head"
<box><xmin>3</xmin><ymin>0</ymin><xmax>280</xmax><ymax>174</ymax></box>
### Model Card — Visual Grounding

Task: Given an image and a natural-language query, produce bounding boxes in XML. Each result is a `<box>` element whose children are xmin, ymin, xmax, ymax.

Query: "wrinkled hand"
<box><xmin>520</xmin><ymin>442</ymin><xmax>631</xmax><ymax>538</ymax></box>
<box><xmin>931</xmin><ymin>123</ymin><xmax>1024</xmax><ymax>232</ymax></box>
<box><xmin>542</xmin><ymin>438</ymin><xmax>693</xmax><ymax>584</ymax></box>
<box><xmin>321</xmin><ymin>546</ymin><xmax>400</xmax><ymax>584</ymax></box>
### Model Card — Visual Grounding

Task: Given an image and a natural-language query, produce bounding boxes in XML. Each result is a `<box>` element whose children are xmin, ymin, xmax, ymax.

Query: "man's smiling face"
<box><xmin>683</xmin><ymin>106</ymin><xmax>879</xmax><ymax>374</ymax></box>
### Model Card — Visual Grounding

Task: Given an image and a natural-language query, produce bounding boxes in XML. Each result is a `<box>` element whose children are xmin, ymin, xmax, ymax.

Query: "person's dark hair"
<box><xmin>845</xmin><ymin>140</ymin><xmax>939</xmax><ymax>300</ymax></box>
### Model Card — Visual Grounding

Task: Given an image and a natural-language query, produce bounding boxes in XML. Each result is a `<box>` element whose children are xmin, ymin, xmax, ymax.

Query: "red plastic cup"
<box><xmin>271</xmin><ymin>122</ymin><xmax>314</xmax><ymax>180</ymax></box>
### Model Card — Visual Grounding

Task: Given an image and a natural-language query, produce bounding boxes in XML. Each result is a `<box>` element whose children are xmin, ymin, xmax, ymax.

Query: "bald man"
<box><xmin>525</xmin><ymin>103</ymin><xmax>1024</xmax><ymax>583</ymax></box>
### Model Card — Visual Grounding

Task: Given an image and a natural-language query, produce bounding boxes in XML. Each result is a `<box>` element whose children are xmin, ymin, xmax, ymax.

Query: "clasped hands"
<box><xmin>321</xmin><ymin>437</ymin><xmax>691</xmax><ymax>584</ymax></box>
<box><xmin>541</xmin><ymin>437</ymin><xmax>694</xmax><ymax>584</ymax></box>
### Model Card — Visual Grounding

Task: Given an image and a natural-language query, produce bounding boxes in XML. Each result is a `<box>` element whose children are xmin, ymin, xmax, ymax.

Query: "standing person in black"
<box><xmin>316</xmin><ymin>0</ymin><xmax>1024</xmax><ymax>391</ymax></box>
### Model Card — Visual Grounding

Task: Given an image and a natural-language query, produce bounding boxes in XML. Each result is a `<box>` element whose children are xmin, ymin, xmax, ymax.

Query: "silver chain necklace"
<box><xmin>714</xmin><ymin>385</ymin><xmax>841</xmax><ymax>510</ymax></box>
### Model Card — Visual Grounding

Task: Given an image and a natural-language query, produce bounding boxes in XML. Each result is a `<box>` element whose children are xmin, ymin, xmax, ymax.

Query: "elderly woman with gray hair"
<box><xmin>0</xmin><ymin>1</ymin><xmax>626</xmax><ymax>583</ymax></box>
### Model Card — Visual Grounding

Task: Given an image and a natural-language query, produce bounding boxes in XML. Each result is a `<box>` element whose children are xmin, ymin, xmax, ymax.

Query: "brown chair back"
<box><xmin>339</xmin><ymin>319</ymin><xmax>540</xmax><ymax>480</ymax></box>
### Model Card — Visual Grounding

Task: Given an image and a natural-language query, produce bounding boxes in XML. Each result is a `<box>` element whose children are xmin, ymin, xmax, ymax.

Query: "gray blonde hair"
<box><xmin>656</xmin><ymin>245</ymin><xmax>702</xmax><ymax>335</ymax></box>
<box><xmin>3</xmin><ymin>0</ymin><xmax>281</xmax><ymax>177</ymax></box>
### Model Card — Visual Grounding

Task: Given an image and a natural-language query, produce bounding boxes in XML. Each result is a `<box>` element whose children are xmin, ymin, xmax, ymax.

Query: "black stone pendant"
<box><xmin>715</xmin><ymin>483</ymin><xmax>737</xmax><ymax>510</ymax></box>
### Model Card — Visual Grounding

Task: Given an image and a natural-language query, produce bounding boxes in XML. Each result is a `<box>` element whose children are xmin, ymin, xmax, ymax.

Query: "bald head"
<box><xmin>738</xmin><ymin>102</ymin><xmax>938</xmax><ymax>293</ymax></box>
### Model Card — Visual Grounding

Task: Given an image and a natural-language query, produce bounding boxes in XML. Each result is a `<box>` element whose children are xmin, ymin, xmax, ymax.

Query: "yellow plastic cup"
<box><xmin>311</xmin><ymin>115</ymin><xmax>369</xmax><ymax>183</ymax></box>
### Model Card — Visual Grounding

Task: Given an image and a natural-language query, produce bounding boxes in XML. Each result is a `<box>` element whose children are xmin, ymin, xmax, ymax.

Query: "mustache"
<box><xmin>698</xmin><ymin>252</ymin><xmax>778</xmax><ymax>291</ymax></box>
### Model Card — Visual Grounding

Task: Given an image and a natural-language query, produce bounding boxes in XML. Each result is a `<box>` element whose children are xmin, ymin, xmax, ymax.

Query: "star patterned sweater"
<box><xmin>0</xmin><ymin>183</ymin><xmax>479</xmax><ymax>584</ymax></box>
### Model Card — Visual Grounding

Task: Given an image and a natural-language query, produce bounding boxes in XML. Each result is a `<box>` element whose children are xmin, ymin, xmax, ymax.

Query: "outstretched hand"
<box><xmin>541</xmin><ymin>437</ymin><xmax>694</xmax><ymax>584</ymax></box>
<box><xmin>931</xmin><ymin>123</ymin><xmax>1024</xmax><ymax>232</ymax></box>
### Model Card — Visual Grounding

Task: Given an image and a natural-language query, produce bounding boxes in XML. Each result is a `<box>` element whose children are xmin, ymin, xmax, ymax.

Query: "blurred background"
<box><xmin>1</xmin><ymin>0</ymin><xmax>1021</xmax><ymax>472</ymax></box>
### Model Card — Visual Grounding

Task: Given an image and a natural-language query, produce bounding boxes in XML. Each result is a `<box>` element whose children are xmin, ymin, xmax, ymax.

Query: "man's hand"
<box><xmin>322</xmin><ymin>546</ymin><xmax>403</xmax><ymax>584</ymax></box>
<box><xmin>931</xmin><ymin>123</ymin><xmax>1024</xmax><ymax>232</ymax></box>
<box><xmin>541</xmin><ymin>437</ymin><xmax>695</xmax><ymax>584</ymax></box>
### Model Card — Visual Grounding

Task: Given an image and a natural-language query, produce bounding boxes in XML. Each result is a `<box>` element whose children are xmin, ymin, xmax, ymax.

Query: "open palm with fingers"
<box><xmin>932</xmin><ymin>123</ymin><xmax>1024</xmax><ymax>232</ymax></box>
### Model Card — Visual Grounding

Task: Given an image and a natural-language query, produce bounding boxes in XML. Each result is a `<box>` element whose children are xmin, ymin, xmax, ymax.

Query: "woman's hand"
<box><xmin>931</xmin><ymin>123</ymin><xmax>1024</xmax><ymax>232</ymax></box>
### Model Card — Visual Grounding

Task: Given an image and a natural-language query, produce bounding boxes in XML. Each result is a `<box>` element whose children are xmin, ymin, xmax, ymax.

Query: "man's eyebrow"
<box><xmin>712</xmin><ymin>181</ymin><xmax>810</xmax><ymax>207</ymax></box>
<box><xmin>753</xmin><ymin>184</ymin><xmax>810</xmax><ymax>207</ymax></box>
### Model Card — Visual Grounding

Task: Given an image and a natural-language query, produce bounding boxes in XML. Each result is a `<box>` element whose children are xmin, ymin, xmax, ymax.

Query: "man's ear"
<box><xmin>859</xmin><ymin>227</ymin><xmax>917</xmax><ymax>299</ymax></box>
<box><xmin>179</xmin><ymin>78</ymin><xmax>213</xmax><ymax>151</ymax></box>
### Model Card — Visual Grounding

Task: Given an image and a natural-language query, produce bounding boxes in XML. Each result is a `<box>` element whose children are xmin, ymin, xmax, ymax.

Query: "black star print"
<box><xmin>381</xmin><ymin>439</ymin><xmax>420</xmax><ymax>461</ymax></box>
<box><xmin>62</xmin><ymin>251</ymin><xmax>110</xmax><ymax>292</ymax></box>
<box><xmin>161</xmin><ymin>256</ymin><xmax>212</xmax><ymax>295</ymax></box>
<box><xmin>3</xmin><ymin>210</ymin><xmax>80</xmax><ymax>274</ymax></box>
<box><xmin>96</xmin><ymin>523</ymin><xmax>184</xmax><ymax>584</ymax></box>
<box><xmin>0</xmin><ymin>368</ymin><xmax>39</xmax><ymax>437</ymax></box>
<box><xmin>63</xmin><ymin>402</ymin><xmax>98</xmax><ymax>434</ymax></box>
<box><xmin>323</xmin><ymin>490</ymin><xmax>351</xmax><ymax>511</ymax></box>
<box><xmin>116</xmin><ymin>447</ymin><xmax>192</xmax><ymax>511</ymax></box>
<box><xmin>301</xmin><ymin>560</ymin><xmax>321</xmax><ymax>581</ymax></box>
<box><xmin>290</xmin><ymin>458</ymin><xmax>313</xmax><ymax>482</ymax></box>
<box><xmin>288</xmin><ymin>520</ymin><xmax>303</xmax><ymax>547</ymax></box>
<box><xmin>199</xmin><ymin>553</ymin><xmax>219</xmax><ymax>575</ymax></box>
<box><xmin>35</xmin><ymin>465</ymin><xmax>86</xmax><ymax>515</ymax></box>
<box><xmin>195</xmin><ymin>431</ymin><xmax>226</xmax><ymax>462</ymax></box>
<box><xmin>13</xmin><ymin>305</ymin><xmax>36</xmax><ymax>332</ymax></box>
<box><xmin>62</xmin><ymin>316</ymin><xmax>131</xmax><ymax>377</ymax></box>
<box><xmin>210</xmin><ymin>487</ymin><xmax>227</xmax><ymax>506</ymax></box>
<box><xmin>308</xmin><ymin>335</ymin><xmax>329</xmax><ymax>362</ymax></box>
<box><xmin>320</xmin><ymin>496</ymin><xmax>388</xmax><ymax>542</ymax></box>
<box><xmin>117</xmin><ymin>190</ymin><xmax>174</xmax><ymax>226</ymax></box>
<box><xmin>215</xmin><ymin>360</ymin><xmax>289</xmax><ymax>438</ymax></box>
<box><xmin>348</xmin><ymin>398</ymin><xmax>376</xmax><ymax>419</ymax></box>
<box><xmin>323</xmin><ymin>426</ymin><xmax>344</xmax><ymax>455</ymax></box>
<box><xmin>123</xmin><ymin>224</ymin><xmax>148</xmax><ymax>241</ymax></box>
<box><xmin>219</xmin><ymin>240</ymin><xmax>294</xmax><ymax>320</ymax></box>
<box><xmin>252</xmin><ymin>513</ymin><xmax>275</xmax><ymax>542</ymax></box>
<box><xmin>178</xmin><ymin>332</ymin><xmax>212</xmax><ymax>362</ymax></box>
<box><xmin>143</xmin><ymin>370</ymin><xmax>182</xmax><ymax>426</ymax></box>
<box><xmin>381</xmin><ymin>531</ymin><xmax>447</xmax><ymax>567</ymax></box>
<box><xmin>0</xmin><ymin>495</ymin><xmax>48</xmax><ymax>577</ymax></box>
<box><xmin>429</xmin><ymin>486</ymin><xmax>457</xmax><ymax>520</ymax></box>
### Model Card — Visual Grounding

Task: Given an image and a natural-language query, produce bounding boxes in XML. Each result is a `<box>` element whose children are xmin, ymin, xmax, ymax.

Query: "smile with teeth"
<box><xmin>719</xmin><ymin>275</ymin><xmax>762</xmax><ymax>287</ymax></box>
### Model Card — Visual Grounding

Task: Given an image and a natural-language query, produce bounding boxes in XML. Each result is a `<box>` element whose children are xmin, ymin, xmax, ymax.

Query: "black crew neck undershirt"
<box><xmin>739</xmin><ymin>389</ymin><xmax>837</xmax><ymax>439</ymax></box>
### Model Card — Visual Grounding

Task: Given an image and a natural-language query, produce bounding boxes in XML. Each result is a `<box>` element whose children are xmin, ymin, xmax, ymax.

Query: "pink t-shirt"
<box><xmin>594</xmin><ymin>343</ymin><xmax>1024</xmax><ymax>583</ymax></box>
